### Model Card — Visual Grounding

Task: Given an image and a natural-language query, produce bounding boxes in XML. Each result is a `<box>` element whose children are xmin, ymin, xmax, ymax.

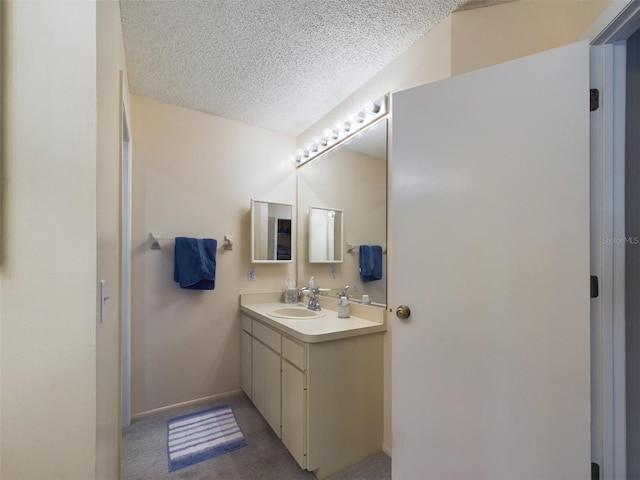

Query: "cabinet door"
<box><xmin>251</xmin><ymin>338</ymin><xmax>266</xmax><ymax>415</ymax></box>
<box><xmin>252</xmin><ymin>338</ymin><xmax>281</xmax><ymax>437</ymax></box>
<box><xmin>282</xmin><ymin>360</ymin><xmax>306</xmax><ymax>469</ymax></box>
<box><xmin>241</xmin><ymin>330</ymin><xmax>252</xmax><ymax>398</ymax></box>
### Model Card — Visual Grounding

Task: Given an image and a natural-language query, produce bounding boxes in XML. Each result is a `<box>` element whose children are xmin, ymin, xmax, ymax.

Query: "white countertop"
<box><xmin>240</xmin><ymin>297</ymin><xmax>386</xmax><ymax>344</ymax></box>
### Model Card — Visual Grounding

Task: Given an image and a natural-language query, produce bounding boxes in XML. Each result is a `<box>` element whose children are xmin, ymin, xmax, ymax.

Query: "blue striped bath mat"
<box><xmin>167</xmin><ymin>405</ymin><xmax>247</xmax><ymax>472</ymax></box>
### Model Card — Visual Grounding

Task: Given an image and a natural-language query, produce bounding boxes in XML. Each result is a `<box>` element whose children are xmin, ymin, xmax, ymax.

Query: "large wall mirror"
<box><xmin>297</xmin><ymin>119</ymin><xmax>387</xmax><ymax>306</ymax></box>
<box><xmin>251</xmin><ymin>199</ymin><xmax>293</xmax><ymax>263</ymax></box>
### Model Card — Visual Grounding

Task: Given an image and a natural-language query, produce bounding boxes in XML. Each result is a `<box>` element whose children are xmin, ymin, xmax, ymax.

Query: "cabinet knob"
<box><xmin>396</xmin><ymin>305</ymin><xmax>411</xmax><ymax>319</ymax></box>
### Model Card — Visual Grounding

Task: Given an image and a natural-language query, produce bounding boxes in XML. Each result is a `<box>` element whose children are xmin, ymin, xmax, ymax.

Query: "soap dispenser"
<box><xmin>338</xmin><ymin>296</ymin><xmax>350</xmax><ymax>318</ymax></box>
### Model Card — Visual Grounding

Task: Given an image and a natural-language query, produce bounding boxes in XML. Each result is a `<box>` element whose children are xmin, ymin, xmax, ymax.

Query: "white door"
<box><xmin>391</xmin><ymin>41</ymin><xmax>590</xmax><ymax>479</ymax></box>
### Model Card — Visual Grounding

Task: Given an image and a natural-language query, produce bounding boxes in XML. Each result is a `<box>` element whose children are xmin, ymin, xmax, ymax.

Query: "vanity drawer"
<box><xmin>253</xmin><ymin>321</ymin><xmax>281</xmax><ymax>354</ymax></box>
<box><xmin>282</xmin><ymin>336</ymin><xmax>306</xmax><ymax>371</ymax></box>
<box><xmin>241</xmin><ymin>314</ymin><xmax>252</xmax><ymax>334</ymax></box>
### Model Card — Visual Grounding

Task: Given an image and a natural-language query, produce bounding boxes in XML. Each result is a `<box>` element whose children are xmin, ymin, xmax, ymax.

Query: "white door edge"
<box><xmin>121</xmin><ymin>96</ymin><xmax>133</xmax><ymax>429</ymax></box>
<box><xmin>590</xmin><ymin>40</ymin><xmax>627</xmax><ymax>480</ymax></box>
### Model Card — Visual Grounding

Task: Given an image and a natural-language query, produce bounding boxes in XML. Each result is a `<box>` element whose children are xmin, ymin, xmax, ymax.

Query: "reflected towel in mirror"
<box><xmin>359</xmin><ymin>245</ymin><xmax>383</xmax><ymax>283</ymax></box>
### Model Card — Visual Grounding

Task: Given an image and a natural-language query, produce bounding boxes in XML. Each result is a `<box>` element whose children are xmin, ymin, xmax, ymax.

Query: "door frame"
<box><xmin>589</xmin><ymin>1</ymin><xmax>640</xmax><ymax>478</ymax></box>
<box><xmin>590</xmin><ymin>40</ymin><xmax>627</xmax><ymax>480</ymax></box>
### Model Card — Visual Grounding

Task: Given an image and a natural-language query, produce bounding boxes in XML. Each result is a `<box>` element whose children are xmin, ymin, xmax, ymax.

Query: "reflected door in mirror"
<box><xmin>276</xmin><ymin>218</ymin><xmax>292</xmax><ymax>260</ymax></box>
<box><xmin>251</xmin><ymin>199</ymin><xmax>293</xmax><ymax>263</ymax></box>
<box><xmin>309</xmin><ymin>206</ymin><xmax>343</xmax><ymax>263</ymax></box>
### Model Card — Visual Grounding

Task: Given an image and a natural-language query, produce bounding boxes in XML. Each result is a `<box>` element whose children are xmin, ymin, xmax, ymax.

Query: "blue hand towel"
<box><xmin>174</xmin><ymin>237</ymin><xmax>217</xmax><ymax>290</ymax></box>
<box><xmin>359</xmin><ymin>245</ymin><xmax>383</xmax><ymax>283</ymax></box>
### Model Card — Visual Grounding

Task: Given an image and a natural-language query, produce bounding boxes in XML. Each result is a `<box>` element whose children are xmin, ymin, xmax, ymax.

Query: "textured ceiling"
<box><xmin>120</xmin><ymin>0</ymin><xmax>502</xmax><ymax>136</ymax></box>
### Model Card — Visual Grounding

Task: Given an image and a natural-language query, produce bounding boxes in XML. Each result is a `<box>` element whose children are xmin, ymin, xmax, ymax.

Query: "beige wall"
<box><xmin>96</xmin><ymin>0</ymin><xmax>130</xmax><ymax>478</ymax></box>
<box><xmin>1</xmin><ymin>1</ymin><xmax>98</xmax><ymax>478</ymax></box>
<box><xmin>450</xmin><ymin>0</ymin><xmax>611</xmax><ymax>75</ymax></box>
<box><xmin>130</xmin><ymin>95</ymin><xmax>295</xmax><ymax>416</ymax></box>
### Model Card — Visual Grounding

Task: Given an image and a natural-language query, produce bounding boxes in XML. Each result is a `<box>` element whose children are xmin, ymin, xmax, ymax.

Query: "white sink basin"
<box><xmin>269</xmin><ymin>306</ymin><xmax>326</xmax><ymax>320</ymax></box>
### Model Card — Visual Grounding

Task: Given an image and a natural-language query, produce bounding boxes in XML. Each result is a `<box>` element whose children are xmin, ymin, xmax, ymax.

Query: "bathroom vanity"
<box><xmin>239</xmin><ymin>293</ymin><xmax>386</xmax><ymax>480</ymax></box>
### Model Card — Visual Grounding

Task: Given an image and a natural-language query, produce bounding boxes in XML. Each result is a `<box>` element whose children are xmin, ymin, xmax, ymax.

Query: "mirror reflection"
<box><xmin>297</xmin><ymin>119</ymin><xmax>387</xmax><ymax>305</ymax></box>
<box><xmin>251</xmin><ymin>199</ymin><xmax>293</xmax><ymax>263</ymax></box>
<box><xmin>309</xmin><ymin>206</ymin><xmax>343</xmax><ymax>263</ymax></box>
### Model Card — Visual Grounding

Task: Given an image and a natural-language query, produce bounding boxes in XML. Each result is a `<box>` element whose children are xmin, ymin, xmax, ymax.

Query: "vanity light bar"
<box><xmin>293</xmin><ymin>94</ymin><xmax>388</xmax><ymax>167</ymax></box>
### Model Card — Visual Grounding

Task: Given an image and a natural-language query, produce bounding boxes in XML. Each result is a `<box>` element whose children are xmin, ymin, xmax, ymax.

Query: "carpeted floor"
<box><xmin>122</xmin><ymin>392</ymin><xmax>391</xmax><ymax>480</ymax></box>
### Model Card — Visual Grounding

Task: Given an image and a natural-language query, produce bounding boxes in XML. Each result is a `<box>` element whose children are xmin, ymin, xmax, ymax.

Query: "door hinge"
<box><xmin>590</xmin><ymin>89</ymin><xmax>600</xmax><ymax>112</ymax></box>
<box><xmin>591</xmin><ymin>276</ymin><xmax>599</xmax><ymax>298</ymax></box>
<box><xmin>591</xmin><ymin>462</ymin><xmax>600</xmax><ymax>480</ymax></box>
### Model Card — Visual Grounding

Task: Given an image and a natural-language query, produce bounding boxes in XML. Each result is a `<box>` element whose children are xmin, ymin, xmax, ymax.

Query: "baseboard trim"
<box><xmin>382</xmin><ymin>443</ymin><xmax>392</xmax><ymax>457</ymax></box>
<box><xmin>131</xmin><ymin>389</ymin><xmax>244</xmax><ymax>422</ymax></box>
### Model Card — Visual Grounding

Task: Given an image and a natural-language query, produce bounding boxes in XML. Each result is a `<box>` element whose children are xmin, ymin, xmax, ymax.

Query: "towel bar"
<box><xmin>149</xmin><ymin>233</ymin><xmax>228</xmax><ymax>251</ymax></box>
<box><xmin>345</xmin><ymin>242</ymin><xmax>386</xmax><ymax>254</ymax></box>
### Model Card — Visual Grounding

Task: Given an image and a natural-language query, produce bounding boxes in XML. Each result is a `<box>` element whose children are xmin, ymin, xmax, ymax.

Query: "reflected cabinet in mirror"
<box><xmin>251</xmin><ymin>199</ymin><xmax>293</xmax><ymax>263</ymax></box>
<box><xmin>297</xmin><ymin>119</ymin><xmax>387</xmax><ymax>306</ymax></box>
<box><xmin>309</xmin><ymin>206</ymin><xmax>343</xmax><ymax>263</ymax></box>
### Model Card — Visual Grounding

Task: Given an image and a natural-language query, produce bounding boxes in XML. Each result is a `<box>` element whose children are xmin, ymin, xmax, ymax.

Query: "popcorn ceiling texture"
<box><xmin>120</xmin><ymin>0</ymin><xmax>471</xmax><ymax>136</ymax></box>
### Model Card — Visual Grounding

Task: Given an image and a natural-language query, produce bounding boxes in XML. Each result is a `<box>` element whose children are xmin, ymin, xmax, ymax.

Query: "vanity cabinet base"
<box><xmin>240</xmin><ymin>313</ymin><xmax>383</xmax><ymax>480</ymax></box>
<box><xmin>306</xmin><ymin>333</ymin><xmax>383</xmax><ymax>479</ymax></box>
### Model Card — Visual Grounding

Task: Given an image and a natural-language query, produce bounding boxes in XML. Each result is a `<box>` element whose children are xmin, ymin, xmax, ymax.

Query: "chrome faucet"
<box><xmin>299</xmin><ymin>287</ymin><xmax>322</xmax><ymax>311</ymax></box>
<box><xmin>340</xmin><ymin>284</ymin><xmax>358</xmax><ymax>298</ymax></box>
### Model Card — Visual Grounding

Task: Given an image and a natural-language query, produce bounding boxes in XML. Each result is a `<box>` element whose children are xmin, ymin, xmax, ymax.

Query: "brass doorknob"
<box><xmin>396</xmin><ymin>305</ymin><xmax>411</xmax><ymax>319</ymax></box>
